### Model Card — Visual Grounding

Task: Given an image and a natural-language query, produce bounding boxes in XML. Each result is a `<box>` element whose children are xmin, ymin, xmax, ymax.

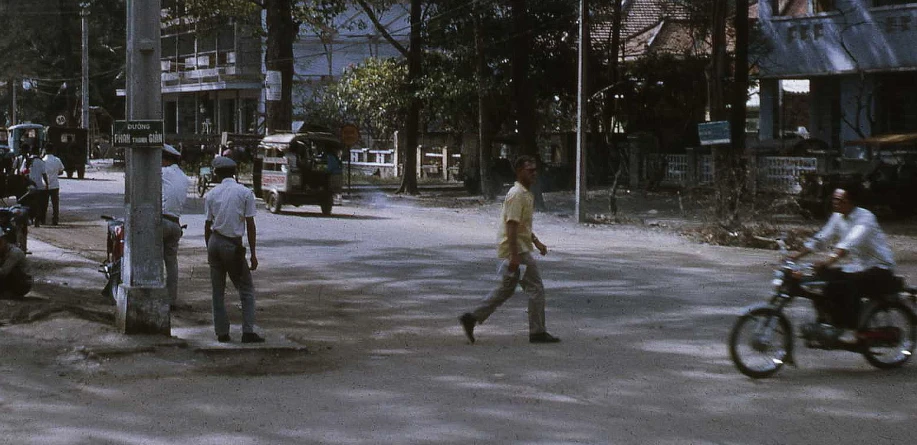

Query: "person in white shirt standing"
<box><xmin>161</xmin><ymin>144</ymin><xmax>189</xmax><ymax>307</ymax></box>
<box><xmin>42</xmin><ymin>144</ymin><xmax>65</xmax><ymax>225</ymax></box>
<box><xmin>20</xmin><ymin>145</ymin><xmax>49</xmax><ymax>228</ymax></box>
<box><xmin>203</xmin><ymin>156</ymin><xmax>264</xmax><ymax>343</ymax></box>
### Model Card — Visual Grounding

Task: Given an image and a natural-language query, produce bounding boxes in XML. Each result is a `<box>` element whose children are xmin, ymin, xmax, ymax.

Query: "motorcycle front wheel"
<box><xmin>729</xmin><ymin>307</ymin><xmax>793</xmax><ymax>378</ymax></box>
<box><xmin>861</xmin><ymin>302</ymin><xmax>916</xmax><ymax>369</ymax></box>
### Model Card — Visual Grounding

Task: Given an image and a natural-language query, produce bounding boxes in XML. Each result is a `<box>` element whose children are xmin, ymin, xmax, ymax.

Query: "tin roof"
<box><xmin>845</xmin><ymin>133</ymin><xmax>917</xmax><ymax>146</ymax></box>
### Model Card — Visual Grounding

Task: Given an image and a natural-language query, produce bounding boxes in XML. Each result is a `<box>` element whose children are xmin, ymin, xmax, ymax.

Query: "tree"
<box><xmin>0</xmin><ymin>0</ymin><xmax>126</xmax><ymax>125</ymax></box>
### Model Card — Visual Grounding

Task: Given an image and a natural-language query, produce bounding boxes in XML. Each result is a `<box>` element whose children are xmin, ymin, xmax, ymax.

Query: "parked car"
<box><xmin>798</xmin><ymin>133</ymin><xmax>917</xmax><ymax>217</ymax></box>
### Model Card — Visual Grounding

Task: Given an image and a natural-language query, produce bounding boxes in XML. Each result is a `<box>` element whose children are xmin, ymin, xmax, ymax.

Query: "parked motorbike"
<box><xmin>99</xmin><ymin>215</ymin><xmax>124</xmax><ymax>303</ymax></box>
<box><xmin>728</xmin><ymin>241</ymin><xmax>917</xmax><ymax>378</ymax></box>
<box><xmin>0</xmin><ymin>204</ymin><xmax>30</xmax><ymax>252</ymax></box>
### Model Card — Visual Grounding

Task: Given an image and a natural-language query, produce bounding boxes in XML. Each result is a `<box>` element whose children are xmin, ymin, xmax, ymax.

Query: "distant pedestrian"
<box><xmin>203</xmin><ymin>156</ymin><xmax>265</xmax><ymax>343</ymax></box>
<box><xmin>459</xmin><ymin>155</ymin><xmax>560</xmax><ymax>344</ymax></box>
<box><xmin>161</xmin><ymin>144</ymin><xmax>189</xmax><ymax>307</ymax></box>
<box><xmin>42</xmin><ymin>144</ymin><xmax>65</xmax><ymax>225</ymax></box>
<box><xmin>17</xmin><ymin>145</ymin><xmax>50</xmax><ymax>227</ymax></box>
<box><xmin>0</xmin><ymin>227</ymin><xmax>32</xmax><ymax>299</ymax></box>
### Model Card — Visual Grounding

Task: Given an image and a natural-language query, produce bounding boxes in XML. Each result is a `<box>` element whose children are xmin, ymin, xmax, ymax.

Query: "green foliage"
<box><xmin>302</xmin><ymin>57</ymin><xmax>408</xmax><ymax>142</ymax></box>
<box><xmin>0</xmin><ymin>0</ymin><xmax>126</xmax><ymax>125</ymax></box>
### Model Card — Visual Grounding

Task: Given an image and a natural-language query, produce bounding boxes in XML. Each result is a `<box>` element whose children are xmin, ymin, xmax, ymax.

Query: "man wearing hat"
<box><xmin>203</xmin><ymin>156</ymin><xmax>265</xmax><ymax>343</ymax></box>
<box><xmin>162</xmin><ymin>144</ymin><xmax>189</xmax><ymax>307</ymax></box>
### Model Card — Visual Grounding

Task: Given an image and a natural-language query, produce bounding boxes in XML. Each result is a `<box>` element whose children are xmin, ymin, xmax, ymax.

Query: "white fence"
<box><xmin>756</xmin><ymin>156</ymin><xmax>817</xmax><ymax>194</ymax></box>
<box><xmin>660</xmin><ymin>154</ymin><xmax>815</xmax><ymax>194</ymax></box>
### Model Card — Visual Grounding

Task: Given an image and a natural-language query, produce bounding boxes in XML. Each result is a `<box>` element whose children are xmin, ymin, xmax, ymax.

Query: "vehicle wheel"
<box><xmin>861</xmin><ymin>302</ymin><xmax>916</xmax><ymax>369</ymax></box>
<box><xmin>728</xmin><ymin>307</ymin><xmax>793</xmax><ymax>378</ymax></box>
<box><xmin>197</xmin><ymin>176</ymin><xmax>207</xmax><ymax>198</ymax></box>
<box><xmin>266</xmin><ymin>191</ymin><xmax>283</xmax><ymax>214</ymax></box>
<box><xmin>320</xmin><ymin>197</ymin><xmax>332</xmax><ymax>215</ymax></box>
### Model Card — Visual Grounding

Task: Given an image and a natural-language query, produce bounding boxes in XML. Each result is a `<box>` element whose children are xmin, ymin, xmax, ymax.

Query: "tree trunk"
<box><xmin>474</xmin><ymin>5</ymin><xmax>497</xmax><ymax>198</ymax></box>
<box><xmin>708</xmin><ymin>0</ymin><xmax>728</xmax><ymax>122</ymax></box>
<box><xmin>722</xmin><ymin>0</ymin><xmax>750</xmax><ymax>228</ymax></box>
<box><xmin>264</xmin><ymin>0</ymin><xmax>296</xmax><ymax>135</ymax></box>
<box><xmin>511</xmin><ymin>0</ymin><xmax>545</xmax><ymax>209</ymax></box>
<box><xmin>396</xmin><ymin>0</ymin><xmax>421</xmax><ymax>195</ymax></box>
<box><xmin>606</xmin><ymin>0</ymin><xmax>624</xmax><ymax>210</ymax></box>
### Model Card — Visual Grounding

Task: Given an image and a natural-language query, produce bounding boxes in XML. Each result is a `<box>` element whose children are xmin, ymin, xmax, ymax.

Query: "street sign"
<box><xmin>698</xmin><ymin>121</ymin><xmax>731</xmax><ymax>146</ymax></box>
<box><xmin>340</xmin><ymin>124</ymin><xmax>360</xmax><ymax>146</ymax></box>
<box><xmin>112</xmin><ymin>120</ymin><xmax>164</xmax><ymax>146</ymax></box>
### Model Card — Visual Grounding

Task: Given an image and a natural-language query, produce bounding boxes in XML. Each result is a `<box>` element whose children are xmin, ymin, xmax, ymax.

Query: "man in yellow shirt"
<box><xmin>459</xmin><ymin>155</ymin><xmax>560</xmax><ymax>344</ymax></box>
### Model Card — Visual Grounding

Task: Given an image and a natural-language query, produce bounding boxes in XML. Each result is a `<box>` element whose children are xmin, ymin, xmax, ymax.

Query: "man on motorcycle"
<box><xmin>789</xmin><ymin>187</ymin><xmax>897</xmax><ymax>344</ymax></box>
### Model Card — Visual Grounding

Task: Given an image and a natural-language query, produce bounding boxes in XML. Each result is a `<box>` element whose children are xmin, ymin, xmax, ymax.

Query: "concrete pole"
<box><xmin>81</xmin><ymin>2</ymin><xmax>90</xmax><ymax>164</ymax></box>
<box><xmin>575</xmin><ymin>0</ymin><xmax>588</xmax><ymax>223</ymax></box>
<box><xmin>10</xmin><ymin>80</ymin><xmax>16</xmax><ymax>125</ymax></box>
<box><xmin>121</xmin><ymin>0</ymin><xmax>168</xmax><ymax>335</ymax></box>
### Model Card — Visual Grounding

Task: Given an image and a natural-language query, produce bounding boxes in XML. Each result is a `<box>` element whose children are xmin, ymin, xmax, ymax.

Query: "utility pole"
<box><xmin>575</xmin><ymin>0</ymin><xmax>588</xmax><ymax>223</ymax></box>
<box><xmin>120</xmin><ymin>0</ymin><xmax>168</xmax><ymax>334</ymax></box>
<box><xmin>81</xmin><ymin>2</ymin><xmax>90</xmax><ymax>164</ymax></box>
<box><xmin>10</xmin><ymin>79</ymin><xmax>16</xmax><ymax>125</ymax></box>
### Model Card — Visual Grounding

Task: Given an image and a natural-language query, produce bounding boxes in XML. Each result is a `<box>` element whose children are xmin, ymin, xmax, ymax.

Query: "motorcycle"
<box><xmin>99</xmin><ymin>215</ymin><xmax>124</xmax><ymax>304</ymax></box>
<box><xmin>728</xmin><ymin>240</ymin><xmax>917</xmax><ymax>378</ymax></box>
<box><xmin>0</xmin><ymin>204</ymin><xmax>30</xmax><ymax>252</ymax></box>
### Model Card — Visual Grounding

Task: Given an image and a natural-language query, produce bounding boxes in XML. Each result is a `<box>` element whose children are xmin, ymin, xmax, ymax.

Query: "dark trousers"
<box><xmin>23</xmin><ymin>189</ymin><xmax>49</xmax><ymax>225</ymax></box>
<box><xmin>817</xmin><ymin>267</ymin><xmax>897</xmax><ymax>328</ymax></box>
<box><xmin>47</xmin><ymin>188</ymin><xmax>59</xmax><ymax>224</ymax></box>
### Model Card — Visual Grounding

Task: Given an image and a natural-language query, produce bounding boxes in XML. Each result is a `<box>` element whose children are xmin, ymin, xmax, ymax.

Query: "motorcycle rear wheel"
<box><xmin>861</xmin><ymin>302</ymin><xmax>916</xmax><ymax>369</ymax></box>
<box><xmin>729</xmin><ymin>307</ymin><xmax>793</xmax><ymax>378</ymax></box>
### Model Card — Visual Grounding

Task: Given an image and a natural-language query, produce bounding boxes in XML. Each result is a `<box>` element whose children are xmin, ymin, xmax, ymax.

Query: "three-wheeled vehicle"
<box><xmin>798</xmin><ymin>133</ymin><xmax>917</xmax><ymax>217</ymax></box>
<box><xmin>257</xmin><ymin>132</ymin><xmax>343</xmax><ymax>215</ymax></box>
<box><xmin>6</xmin><ymin>123</ymin><xmax>46</xmax><ymax>158</ymax></box>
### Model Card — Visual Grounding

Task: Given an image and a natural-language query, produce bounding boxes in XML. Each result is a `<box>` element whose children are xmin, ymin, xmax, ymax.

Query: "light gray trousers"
<box><xmin>471</xmin><ymin>252</ymin><xmax>546</xmax><ymax>335</ymax></box>
<box><xmin>207</xmin><ymin>233</ymin><xmax>257</xmax><ymax>335</ymax></box>
<box><xmin>162</xmin><ymin>218</ymin><xmax>182</xmax><ymax>304</ymax></box>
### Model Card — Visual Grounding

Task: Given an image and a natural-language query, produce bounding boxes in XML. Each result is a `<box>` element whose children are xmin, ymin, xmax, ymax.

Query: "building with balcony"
<box><xmin>160</xmin><ymin>10</ymin><xmax>263</xmax><ymax>139</ymax></box>
<box><xmin>757</xmin><ymin>0</ymin><xmax>917</xmax><ymax>148</ymax></box>
<box><xmin>158</xmin><ymin>3</ymin><xmax>408</xmax><ymax>140</ymax></box>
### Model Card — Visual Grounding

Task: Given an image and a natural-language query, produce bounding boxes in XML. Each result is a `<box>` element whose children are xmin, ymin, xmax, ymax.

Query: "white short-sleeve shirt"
<box><xmin>204</xmin><ymin>178</ymin><xmax>257</xmax><ymax>238</ymax></box>
<box><xmin>42</xmin><ymin>154</ymin><xmax>64</xmax><ymax>189</ymax></box>
<box><xmin>161</xmin><ymin>164</ymin><xmax>190</xmax><ymax>218</ymax></box>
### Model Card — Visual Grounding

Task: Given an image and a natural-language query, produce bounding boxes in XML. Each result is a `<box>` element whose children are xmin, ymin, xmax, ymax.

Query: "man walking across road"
<box><xmin>459</xmin><ymin>155</ymin><xmax>560</xmax><ymax>344</ymax></box>
<box><xmin>42</xmin><ymin>144</ymin><xmax>65</xmax><ymax>225</ymax></box>
<box><xmin>161</xmin><ymin>144</ymin><xmax>189</xmax><ymax>307</ymax></box>
<box><xmin>203</xmin><ymin>156</ymin><xmax>265</xmax><ymax>343</ymax></box>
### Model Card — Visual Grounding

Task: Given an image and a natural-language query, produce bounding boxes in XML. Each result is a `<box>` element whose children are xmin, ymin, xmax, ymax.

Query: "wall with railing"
<box><xmin>653</xmin><ymin>150</ymin><xmax>816</xmax><ymax>194</ymax></box>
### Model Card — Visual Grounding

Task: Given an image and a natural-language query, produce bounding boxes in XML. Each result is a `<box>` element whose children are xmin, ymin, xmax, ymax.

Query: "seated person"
<box><xmin>0</xmin><ymin>228</ymin><xmax>32</xmax><ymax>299</ymax></box>
<box><xmin>788</xmin><ymin>187</ymin><xmax>897</xmax><ymax>344</ymax></box>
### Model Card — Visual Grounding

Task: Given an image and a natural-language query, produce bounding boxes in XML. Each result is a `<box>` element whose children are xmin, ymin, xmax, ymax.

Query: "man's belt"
<box><xmin>162</xmin><ymin>214</ymin><xmax>180</xmax><ymax>224</ymax></box>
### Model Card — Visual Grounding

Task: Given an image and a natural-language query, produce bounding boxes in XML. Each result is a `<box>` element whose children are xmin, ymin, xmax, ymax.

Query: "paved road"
<box><xmin>3</xmin><ymin>169</ymin><xmax>916</xmax><ymax>444</ymax></box>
